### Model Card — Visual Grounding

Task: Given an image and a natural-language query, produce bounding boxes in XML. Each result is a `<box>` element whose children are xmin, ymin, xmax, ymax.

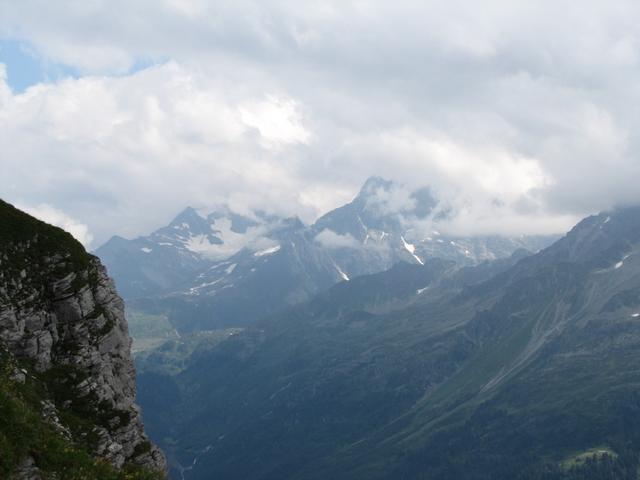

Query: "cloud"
<box><xmin>1</xmin><ymin>1</ymin><xmax>640</xmax><ymax>244</ymax></box>
<box><xmin>0</xmin><ymin>62</ymin><xmax>321</xmax><ymax>245</ymax></box>
<box><xmin>239</xmin><ymin>95</ymin><xmax>310</xmax><ymax>148</ymax></box>
<box><xmin>17</xmin><ymin>203</ymin><xmax>94</xmax><ymax>247</ymax></box>
<box><xmin>314</xmin><ymin>229</ymin><xmax>360</xmax><ymax>249</ymax></box>
<box><xmin>363</xmin><ymin>182</ymin><xmax>417</xmax><ymax>217</ymax></box>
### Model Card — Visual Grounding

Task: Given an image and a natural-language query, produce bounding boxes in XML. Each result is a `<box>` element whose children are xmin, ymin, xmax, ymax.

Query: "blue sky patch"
<box><xmin>0</xmin><ymin>39</ymin><xmax>79</xmax><ymax>93</ymax></box>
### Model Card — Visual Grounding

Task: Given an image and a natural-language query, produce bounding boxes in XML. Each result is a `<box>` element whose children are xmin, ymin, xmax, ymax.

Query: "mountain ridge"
<box><xmin>97</xmin><ymin>177</ymin><xmax>557</xmax><ymax>335</ymax></box>
<box><xmin>136</xmin><ymin>204</ymin><xmax>640</xmax><ymax>479</ymax></box>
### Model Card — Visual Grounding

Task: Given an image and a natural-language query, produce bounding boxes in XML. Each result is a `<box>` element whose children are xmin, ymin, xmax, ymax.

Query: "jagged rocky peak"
<box><xmin>355</xmin><ymin>176</ymin><xmax>437</xmax><ymax>215</ymax></box>
<box><xmin>94</xmin><ymin>203</ymin><xmax>295</xmax><ymax>299</ymax></box>
<box><xmin>356</xmin><ymin>175</ymin><xmax>394</xmax><ymax>198</ymax></box>
<box><xmin>102</xmin><ymin>204</ymin><xmax>289</xmax><ymax>261</ymax></box>
<box><xmin>164</xmin><ymin>206</ymin><xmax>221</xmax><ymax>239</ymax></box>
<box><xmin>312</xmin><ymin>176</ymin><xmax>439</xmax><ymax>239</ymax></box>
<box><xmin>0</xmin><ymin>199</ymin><xmax>166</xmax><ymax>477</ymax></box>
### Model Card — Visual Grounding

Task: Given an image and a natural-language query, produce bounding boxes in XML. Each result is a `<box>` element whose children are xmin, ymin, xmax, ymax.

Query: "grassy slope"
<box><xmin>127</xmin><ymin>311</ymin><xmax>179</xmax><ymax>354</ymax></box>
<box><xmin>0</xmin><ymin>199</ymin><xmax>92</xmax><ymax>275</ymax></box>
<box><xmin>135</xmin><ymin>328</ymin><xmax>243</xmax><ymax>375</ymax></box>
<box><xmin>322</xmin><ymin>264</ymin><xmax>640</xmax><ymax>480</ymax></box>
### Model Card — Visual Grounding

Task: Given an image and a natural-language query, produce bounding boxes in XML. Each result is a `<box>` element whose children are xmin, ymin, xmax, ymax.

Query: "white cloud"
<box><xmin>0</xmin><ymin>62</ymin><xmax>318</xmax><ymax>244</ymax></box>
<box><xmin>2</xmin><ymin>1</ymin><xmax>640</xmax><ymax>244</ymax></box>
<box><xmin>363</xmin><ymin>182</ymin><xmax>416</xmax><ymax>216</ymax></box>
<box><xmin>314</xmin><ymin>229</ymin><xmax>360</xmax><ymax>249</ymax></box>
<box><xmin>17</xmin><ymin>203</ymin><xmax>94</xmax><ymax>247</ymax></box>
<box><xmin>0</xmin><ymin>64</ymin><xmax>11</xmax><ymax>105</ymax></box>
<box><xmin>239</xmin><ymin>95</ymin><xmax>310</xmax><ymax>148</ymax></box>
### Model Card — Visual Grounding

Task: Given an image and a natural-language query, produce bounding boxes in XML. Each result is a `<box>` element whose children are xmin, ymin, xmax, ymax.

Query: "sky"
<box><xmin>1</xmin><ymin>1</ymin><xmax>640</xmax><ymax>248</ymax></box>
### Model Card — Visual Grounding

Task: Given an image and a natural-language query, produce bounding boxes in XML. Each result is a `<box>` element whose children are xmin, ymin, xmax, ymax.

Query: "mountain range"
<box><xmin>134</xmin><ymin>205</ymin><xmax>640</xmax><ymax>479</ymax></box>
<box><xmin>4</xmin><ymin>183</ymin><xmax>640</xmax><ymax>480</ymax></box>
<box><xmin>97</xmin><ymin>177</ymin><xmax>554</xmax><ymax>334</ymax></box>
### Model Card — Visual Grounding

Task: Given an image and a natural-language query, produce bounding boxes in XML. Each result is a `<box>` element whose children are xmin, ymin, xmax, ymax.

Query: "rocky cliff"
<box><xmin>0</xmin><ymin>199</ymin><xmax>165</xmax><ymax>478</ymax></box>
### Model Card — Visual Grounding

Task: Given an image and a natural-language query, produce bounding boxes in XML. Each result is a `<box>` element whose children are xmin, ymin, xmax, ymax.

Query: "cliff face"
<box><xmin>0</xmin><ymin>200</ymin><xmax>165</xmax><ymax>478</ymax></box>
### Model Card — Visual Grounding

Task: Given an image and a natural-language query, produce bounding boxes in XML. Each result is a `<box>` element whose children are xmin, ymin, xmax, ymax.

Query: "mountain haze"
<box><xmin>137</xmin><ymin>206</ymin><xmax>640</xmax><ymax>479</ymax></box>
<box><xmin>97</xmin><ymin>178</ymin><xmax>555</xmax><ymax>335</ymax></box>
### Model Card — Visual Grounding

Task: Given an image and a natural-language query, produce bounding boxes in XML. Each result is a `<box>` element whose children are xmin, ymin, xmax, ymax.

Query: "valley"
<box><xmin>90</xmin><ymin>179</ymin><xmax>640</xmax><ymax>479</ymax></box>
<box><xmin>126</xmin><ymin>206</ymin><xmax>640</xmax><ymax>479</ymax></box>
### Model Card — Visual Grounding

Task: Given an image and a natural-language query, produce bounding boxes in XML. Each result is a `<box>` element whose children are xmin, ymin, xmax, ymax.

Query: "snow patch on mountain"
<box><xmin>185</xmin><ymin>234</ymin><xmax>222</xmax><ymax>257</ymax></box>
<box><xmin>180</xmin><ymin>216</ymin><xmax>280</xmax><ymax>260</ymax></box>
<box><xmin>334</xmin><ymin>264</ymin><xmax>350</xmax><ymax>281</ymax></box>
<box><xmin>254</xmin><ymin>245</ymin><xmax>281</xmax><ymax>257</ymax></box>
<box><xmin>401</xmin><ymin>236</ymin><xmax>424</xmax><ymax>265</ymax></box>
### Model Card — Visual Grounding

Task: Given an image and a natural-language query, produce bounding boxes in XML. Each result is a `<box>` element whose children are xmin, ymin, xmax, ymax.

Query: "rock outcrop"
<box><xmin>0</xmin><ymin>199</ymin><xmax>165</xmax><ymax>477</ymax></box>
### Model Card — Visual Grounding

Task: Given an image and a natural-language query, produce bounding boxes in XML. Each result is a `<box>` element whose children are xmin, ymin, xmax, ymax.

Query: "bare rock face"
<box><xmin>0</xmin><ymin>200</ymin><xmax>166</xmax><ymax>475</ymax></box>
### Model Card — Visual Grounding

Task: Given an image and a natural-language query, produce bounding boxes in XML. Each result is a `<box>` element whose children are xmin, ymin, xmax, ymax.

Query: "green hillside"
<box><xmin>137</xmin><ymin>208</ymin><xmax>640</xmax><ymax>479</ymax></box>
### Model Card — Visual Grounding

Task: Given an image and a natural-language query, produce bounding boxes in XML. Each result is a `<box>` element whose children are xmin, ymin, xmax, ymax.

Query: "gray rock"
<box><xmin>12</xmin><ymin>455</ymin><xmax>40</xmax><ymax>480</ymax></box>
<box><xmin>0</xmin><ymin>250</ymin><xmax>166</xmax><ymax>474</ymax></box>
<box><xmin>9</xmin><ymin>367</ymin><xmax>25</xmax><ymax>383</ymax></box>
